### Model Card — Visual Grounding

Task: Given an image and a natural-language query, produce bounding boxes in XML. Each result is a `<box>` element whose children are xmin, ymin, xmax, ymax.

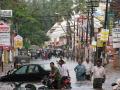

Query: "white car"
<box><xmin>20</xmin><ymin>83</ymin><xmax>48</xmax><ymax>90</ymax></box>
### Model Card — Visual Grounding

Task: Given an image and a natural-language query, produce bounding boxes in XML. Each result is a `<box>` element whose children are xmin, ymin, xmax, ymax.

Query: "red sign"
<box><xmin>0</xmin><ymin>22</ymin><xmax>10</xmax><ymax>32</ymax></box>
<box><xmin>0</xmin><ymin>45</ymin><xmax>10</xmax><ymax>51</ymax></box>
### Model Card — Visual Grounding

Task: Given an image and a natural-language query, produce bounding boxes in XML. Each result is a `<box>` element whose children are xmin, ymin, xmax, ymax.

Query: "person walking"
<box><xmin>92</xmin><ymin>60</ymin><xmax>106</xmax><ymax>89</ymax></box>
<box><xmin>82</xmin><ymin>58</ymin><xmax>93</xmax><ymax>80</ymax></box>
<box><xmin>74</xmin><ymin>60</ymin><xmax>86</xmax><ymax>81</ymax></box>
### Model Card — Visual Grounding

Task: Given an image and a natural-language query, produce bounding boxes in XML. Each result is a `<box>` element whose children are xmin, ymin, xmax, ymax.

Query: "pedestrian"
<box><xmin>48</xmin><ymin>51</ymin><xmax>52</xmax><ymax>60</ymax></box>
<box><xmin>58</xmin><ymin>57</ymin><xmax>70</xmax><ymax>88</ymax></box>
<box><xmin>74</xmin><ymin>60</ymin><xmax>86</xmax><ymax>81</ymax></box>
<box><xmin>92</xmin><ymin>60</ymin><xmax>106</xmax><ymax>89</ymax></box>
<box><xmin>50</xmin><ymin>62</ymin><xmax>61</xmax><ymax>89</ymax></box>
<box><xmin>82</xmin><ymin>58</ymin><xmax>93</xmax><ymax>80</ymax></box>
<box><xmin>45</xmin><ymin>51</ymin><xmax>48</xmax><ymax>60</ymax></box>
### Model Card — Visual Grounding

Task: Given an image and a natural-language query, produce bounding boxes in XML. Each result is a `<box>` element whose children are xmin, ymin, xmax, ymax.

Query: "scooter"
<box><xmin>112</xmin><ymin>79</ymin><xmax>120</xmax><ymax>90</ymax></box>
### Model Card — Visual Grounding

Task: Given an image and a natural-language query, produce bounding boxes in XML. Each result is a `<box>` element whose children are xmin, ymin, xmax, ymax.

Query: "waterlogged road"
<box><xmin>0</xmin><ymin>57</ymin><xmax>120</xmax><ymax>90</ymax></box>
<box><xmin>30</xmin><ymin>57</ymin><xmax>120</xmax><ymax>90</ymax></box>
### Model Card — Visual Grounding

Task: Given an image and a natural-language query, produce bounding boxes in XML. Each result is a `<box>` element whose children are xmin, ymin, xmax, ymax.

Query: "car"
<box><xmin>0</xmin><ymin>64</ymin><xmax>51</xmax><ymax>82</ymax></box>
<box><xmin>17</xmin><ymin>82</ymin><xmax>48</xmax><ymax>90</ymax></box>
<box><xmin>0</xmin><ymin>82</ymin><xmax>48</xmax><ymax>90</ymax></box>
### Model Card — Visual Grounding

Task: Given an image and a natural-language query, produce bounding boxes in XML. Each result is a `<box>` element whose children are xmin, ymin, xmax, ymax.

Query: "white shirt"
<box><xmin>58</xmin><ymin>64</ymin><xmax>68</xmax><ymax>77</ymax></box>
<box><xmin>92</xmin><ymin>66</ymin><xmax>105</xmax><ymax>78</ymax></box>
<box><xmin>82</xmin><ymin>61</ymin><xmax>93</xmax><ymax>75</ymax></box>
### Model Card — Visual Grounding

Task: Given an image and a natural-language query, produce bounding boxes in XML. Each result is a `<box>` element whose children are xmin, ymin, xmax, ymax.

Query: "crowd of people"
<box><xmin>30</xmin><ymin>48</ymin><xmax>74</xmax><ymax>60</ymax></box>
<box><xmin>28</xmin><ymin>48</ymin><xmax>106</xmax><ymax>89</ymax></box>
<box><xmin>74</xmin><ymin>58</ymin><xmax>106</xmax><ymax>89</ymax></box>
<box><xmin>48</xmin><ymin>56</ymin><xmax>106</xmax><ymax>89</ymax></box>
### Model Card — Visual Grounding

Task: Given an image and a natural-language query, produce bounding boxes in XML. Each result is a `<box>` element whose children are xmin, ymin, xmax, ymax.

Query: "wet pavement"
<box><xmin>30</xmin><ymin>57</ymin><xmax>120</xmax><ymax>90</ymax></box>
<box><xmin>0</xmin><ymin>57</ymin><xmax>119</xmax><ymax>90</ymax></box>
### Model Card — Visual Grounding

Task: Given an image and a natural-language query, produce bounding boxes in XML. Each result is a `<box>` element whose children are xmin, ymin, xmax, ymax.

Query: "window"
<box><xmin>28</xmin><ymin>65</ymin><xmax>39</xmax><ymax>73</ymax></box>
<box><xmin>28</xmin><ymin>65</ymin><xmax>35</xmax><ymax>73</ymax></box>
<box><xmin>34</xmin><ymin>66</ymin><xmax>39</xmax><ymax>73</ymax></box>
<box><xmin>15</xmin><ymin>66</ymin><xmax>27</xmax><ymax>74</ymax></box>
<box><xmin>40</xmin><ymin>64</ymin><xmax>51</xmax><ymax>71</ymax></box>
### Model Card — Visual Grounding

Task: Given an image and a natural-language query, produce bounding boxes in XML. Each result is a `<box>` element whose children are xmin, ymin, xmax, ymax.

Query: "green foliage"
<box><xmin>1</xmin><ymin>0</ymin><xmax>86</xmax><ymax>47</ymax></box>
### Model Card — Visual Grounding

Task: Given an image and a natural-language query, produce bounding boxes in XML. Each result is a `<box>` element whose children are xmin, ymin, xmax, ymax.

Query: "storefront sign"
<box><xmin>112</xmin><ymin>28</ymin><xmax>120</xmax><ymax>48</ymax></box>
<box><xmin>14</xmin><ymin>35</ymin><xmax>23</xmax><ymax>49</ymax></box>
<box><xmin>0</xmin><ymin>10</ymin><xmax>12</xmax><ymax>17</ymax></box>
<box><xmin>0</xmin><ymin>22</ymin><xmax>10</xmax><ymax>47</ymax></box>
<box><xmin>100</xmin><ymin>29</ymin><xmax>109</xmax><ymax>42</ymax></box>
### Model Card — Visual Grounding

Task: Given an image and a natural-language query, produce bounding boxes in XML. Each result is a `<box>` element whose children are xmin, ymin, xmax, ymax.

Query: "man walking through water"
<box><xmin>83</xmin><ymin>58</ymin><xmax>93</xmax><ymax>80</ymax></box>
<box><xmin>74</xmin><ymin>60</ymin><xmax>86</xmax><ymax>81</ymax></box>
<box><xmin>92</xmin><ymin>60</ymin><xmax>106</xmax><ymax>89</ymax></box>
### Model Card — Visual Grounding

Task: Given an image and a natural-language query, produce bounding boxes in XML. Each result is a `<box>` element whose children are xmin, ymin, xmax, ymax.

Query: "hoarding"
<box><xmin>112</xmin><ymin>28</ymin><xmax>120</xmax><ymax>48</ymax></box>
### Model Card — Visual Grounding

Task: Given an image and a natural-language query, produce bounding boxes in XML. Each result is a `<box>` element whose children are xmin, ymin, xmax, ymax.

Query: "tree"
<box><xmin>1</xmin><ymin>0</ymin><xmax>87</xmax><ymax>46</ymax></box>
<box><xmin>110</xmin><ymin>0</ymin><xmax>120</xmax><ymax>18</ymax></box>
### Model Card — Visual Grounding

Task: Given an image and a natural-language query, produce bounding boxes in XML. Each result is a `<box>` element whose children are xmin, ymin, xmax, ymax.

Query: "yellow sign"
<box><xmin>100</xmin><ymin>29</ymin><xmax>109</xmax><ymax>42</ymax></box>
<box><xmin>97</xmin><ymin>39</ymin><xmax>103</xmax><ymax>47</ymax></box>
<box><xmin>14</xmin><ymin>40</ymin><xmax>23</xmax><ymax>49</ymax></box>
<box><xmin>14</xmin><ymin>35</ymin><xmax>23</xmax><ymax>49</ymax></box>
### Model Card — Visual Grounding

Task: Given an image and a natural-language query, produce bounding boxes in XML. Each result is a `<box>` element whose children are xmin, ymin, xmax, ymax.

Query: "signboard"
<box><xmin>109</xmin><ymin>35</ymin><xmax>113</xmax><ymax>45</ymax></box>
<box><xmin>0</xmin><ymin>10</ymin><xmax>12</xmax><ymax>17</ymax></box>
<box><xmin>97</xmin><ymin>40</ymin><xmax>103</xmax><ymax>47</ymax></box>
<box><xmin>100</xmin><ymin>29</ymin><xmax>109</xmax><ymax>42</ymax></box>
<box><xmin>14</xmin><ymin>35</ymin><xmax>23</xmax><ymax>49</ymax></box>
<box><xmin>86</xmin><ymin>0</ymin><xmax>99</xmax><ymax>7</ymax></box>
<box><xmin>0</xmin><ymin>23</ymin><xmax>10</xmax><ymax>32</ymax></box>
<box><xmin>112</xmin><ymin>28</ymin><xmax>120</xmax><ymax>48</ymax></box>
<box><xmin>0</xmin><ymin>22</ymin><xmax>10</xmax><ymax>46</ymax></box>
<box><xmin>109</xmin><ymin>17</ymin><xmax>113</xmax><ymax>35</ymax></box>
<box><xmin>0</xmin><ymin>33</ymin><xmax>10</xmax><ymax>46</ymax></box>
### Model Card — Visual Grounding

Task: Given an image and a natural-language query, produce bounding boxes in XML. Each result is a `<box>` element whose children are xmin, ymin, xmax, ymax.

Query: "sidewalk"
<box><xmin>0</xmin><ymin>63</ymin><xmax>13</xmax><ymax>76</ymax></box>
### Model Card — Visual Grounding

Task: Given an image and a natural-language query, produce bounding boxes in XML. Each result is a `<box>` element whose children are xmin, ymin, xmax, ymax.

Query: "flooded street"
<box><xmin>0</xmin><ymin>57</ymin><xmax>120</xmax><ymax>90</ymax></box>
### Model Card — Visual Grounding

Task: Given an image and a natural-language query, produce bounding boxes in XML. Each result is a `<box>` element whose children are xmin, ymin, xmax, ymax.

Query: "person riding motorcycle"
<box><xmin>49</xmin><ymin>62</ymin><xmax>61</xmax><ymax>89</ymax></box>
<box><xmin>57</xmin><ymin>58</ymin><xmax>71</xmax><ymax>89</ymax></box>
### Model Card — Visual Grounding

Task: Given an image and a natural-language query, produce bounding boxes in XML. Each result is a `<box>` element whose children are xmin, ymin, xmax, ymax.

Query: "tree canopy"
<box><xmin>110</xmin><ymin>0</ymin><xmax>120</xmax><ymax>18</ymax></box>
<box><xmin>0</xmin><ymin>0</ymin><xmax>87</xmax><ymax>47</ymax></box>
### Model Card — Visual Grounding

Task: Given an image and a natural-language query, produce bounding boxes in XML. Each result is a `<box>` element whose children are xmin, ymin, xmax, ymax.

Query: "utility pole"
<box><xmin>0</xmin><ymin>0</ymin><xmax>4</xmax><ymax>72</ymax></box>
<box><xmin>86</xmin><ymin>0</ymin><xmax>100</xmax><ymax>65</ymax></box>
<box><xmin>73</xmin><ymin>20</ymin><xmax>75</xmax><ymax>60</ymax></box>
<box><xmin>104</xmin><ymin>0</ymin><xmax>109</xmax><ymax>29</ymax></box>
<box><xmin>86</xmin><ymin>11</ymin><xmax>90</xmax><ymax>45</ymax></box>
<box><xmin>90</xmin><ymin>0</ymin><xmax>95</xmax><ymax>40</ymax></box>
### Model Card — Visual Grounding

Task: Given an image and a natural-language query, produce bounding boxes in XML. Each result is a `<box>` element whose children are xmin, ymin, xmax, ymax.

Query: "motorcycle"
<box><xmin>42</xmin><ymin>76</ymin><xmax>55</xmax><ymax>89</ymax></box>
<box><xmin>61</xmin><ymin>76</ymin><xmax>71</xmax><ymax>89</ymax></box>
<box><xmin>112</xmin><ymin>79</ymin><xmax>120</xmax><ymax>90</ymax></box>
<box><xmin>42</xmin><ymin>76</ymin><xmax>71</xmax><ymax>89</ymax></box>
